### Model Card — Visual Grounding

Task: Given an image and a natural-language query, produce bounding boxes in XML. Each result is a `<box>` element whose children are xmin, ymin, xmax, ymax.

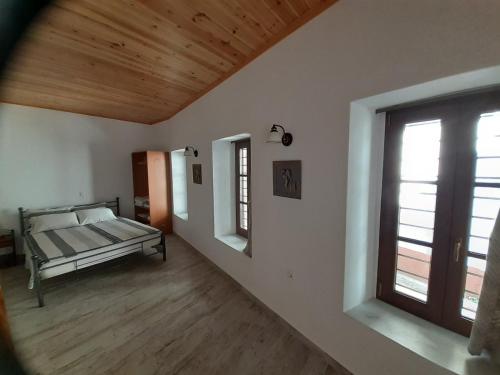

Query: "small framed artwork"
<box><xmin>273</xmin><ymin>160</ymin><xmax>301</xmax><ymax>199</ymax></box>
<box><xmin>192</xmin><ymin>164</ymin><xmax>202</xmax><ymax>184</ymax></box>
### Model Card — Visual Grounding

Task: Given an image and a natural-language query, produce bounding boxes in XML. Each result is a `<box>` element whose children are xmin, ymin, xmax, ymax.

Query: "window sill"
<box><xmin>346</xmin><ymin>299</ymin><xmax>500</xmax><ymax>375</ymax></box>
<box><xmin>174</xmin><ymin>212</ymin><xmax>188</xmax><ymax>221</ymax></box>
<box><xmin>215</xmin><ymin>234</ymin><xmax>248</xmax><ymax>252</ymax></box>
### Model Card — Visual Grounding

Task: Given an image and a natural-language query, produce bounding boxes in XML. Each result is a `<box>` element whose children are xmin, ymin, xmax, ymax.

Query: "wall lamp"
<box><xmin>267</xmin><ymin>124</ymin><xmax>293</xmax><ymax>146</ymax></box>
<box><xmin>184</xmin><ymin>145</ymin><xmax>198</xmax><ymax>157</ymax></box>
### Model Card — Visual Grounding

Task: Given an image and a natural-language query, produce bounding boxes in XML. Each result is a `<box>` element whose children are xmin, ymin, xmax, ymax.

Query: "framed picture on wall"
<box><xmin>273</xmin><ymin>160</ymin><xmax>301</xmax><ymax>199</ymax></box>
<box><xmin>192</xmin><ymin>164</ymin><xmax>202</xmax><ymax>184</ymax></box>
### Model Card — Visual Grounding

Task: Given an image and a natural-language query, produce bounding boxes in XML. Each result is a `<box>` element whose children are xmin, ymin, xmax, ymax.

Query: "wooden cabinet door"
<box><xmin>147</xmin><ymin>151</ymin><xmax>172</xmax><ymax>233</ymax></box>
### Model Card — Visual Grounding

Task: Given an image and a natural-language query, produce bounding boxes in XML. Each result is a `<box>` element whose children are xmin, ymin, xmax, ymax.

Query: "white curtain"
<box><xmin>469</xmin><ymin>210</ymin><xmax>500</xmax><ymax>364</ymax></box>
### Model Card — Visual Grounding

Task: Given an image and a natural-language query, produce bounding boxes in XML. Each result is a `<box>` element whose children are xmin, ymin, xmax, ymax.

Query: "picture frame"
<box><xmin>192</xmin><ymin>164</ymin><xmax>202</xmax><ymax>184</ymax></box>
<box><xmin>273</xmin><ymin>160</ymin><xmax>301</xmax><ymax>199</ymax></box>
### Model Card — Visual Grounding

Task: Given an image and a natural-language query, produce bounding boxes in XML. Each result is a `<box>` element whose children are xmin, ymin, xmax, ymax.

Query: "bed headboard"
<box><xmin>18</xmin><ymin>197</ymin><xmax>120</xmax><ymax>236</ymax></box>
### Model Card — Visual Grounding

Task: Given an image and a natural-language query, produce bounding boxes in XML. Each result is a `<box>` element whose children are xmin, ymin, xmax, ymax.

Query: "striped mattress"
<box><xmin>26</xmin><ymin>217</ymin><xmax>161</xmax><ymax>264</ymax></box>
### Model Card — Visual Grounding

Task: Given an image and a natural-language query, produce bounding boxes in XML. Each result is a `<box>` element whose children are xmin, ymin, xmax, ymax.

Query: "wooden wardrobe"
<box><xmin>131</xmin><ymin>151</ymin><xmax>172</xmax><ymax>234</ymax></box>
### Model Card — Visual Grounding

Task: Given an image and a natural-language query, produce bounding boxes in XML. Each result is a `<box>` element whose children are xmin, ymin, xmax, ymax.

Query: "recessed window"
<box><xmin>171</xmin><ymin>149</ymin><xmax>188</xmax><ymax>220</ymax></box>
<box><xmin>212</xmin><ymin>134</ymin><xmax>251</xmax><ymax>254</ymax></box>
<box><xmin>378</xmin><ymin>90</ymin><xmax>500</xmax><ymax>336</ymax></box>
<box><xmin>235</xmin><ymin>139</ymin><xmax>250</xmax><ymax>238</ymax></box>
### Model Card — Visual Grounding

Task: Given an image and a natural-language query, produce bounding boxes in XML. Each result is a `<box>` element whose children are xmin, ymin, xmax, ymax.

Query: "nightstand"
<box><xmin>0</xmin><ymin>229</ymin><xmax>16</xmax><ymax>267</ymax></box>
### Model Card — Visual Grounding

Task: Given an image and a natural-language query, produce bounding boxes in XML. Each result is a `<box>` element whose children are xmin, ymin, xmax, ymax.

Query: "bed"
<box><xmin>19</xmin><ymin>198</ymin><xmax>166</xmax><ymax>307</ymax></box>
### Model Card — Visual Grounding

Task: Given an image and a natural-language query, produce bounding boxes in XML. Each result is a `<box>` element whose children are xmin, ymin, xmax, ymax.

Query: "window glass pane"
<box><xmin>399</xmin><ymin>183</ymin><xmax>437</xmax><ymax>211</ymax></box>
<box><xmin>395</xmin><ymin>241</ymin><xmax>432</xmax><ymax>302</ymax></box>
<box><xmin>477</xmin><ymin>111</ymin><xmax>500</xmax><ymax>138</ymax></box>
<box><xmin>399</xmin><ymin>208</ymin><xmax>435</xmax><ymax>229</ymax></box>
<box><xmin>239</xmin><ymin>147</ymin><xmax>248</xmax><ymax>175</ymax></box>
<box><xmin>470</xmin><ymin>217</ymin><xmax>495</xmax><ymax>238</ymax></box>
<box><xmin>240</xmin><ymin>203</ymin><xmax>248</xmax><ymax>230</ymax></box>
<box><xmin>474</xmin><ymin>187</ymin><xmax>500</xmax><ymax>199</ymax></box>
<box><xmin>475</xmin><ymin>112</ymin><xmax>500</xmax><ymax>183</ymax></box>
<box><xmin>400</xmin><ymin>120</ymin><xmax>441</xmax><ymax>181</ymax></box>
<box><xmin>398</xmin><ymin>224</ymin><xmax>434</xmax><ymax>243</ymax></box>
<box><xmin>461</xmin><ymin>112</ymin><xmax>500</xmax><ymax>320</ymax></box>
<box><xmin>239</xmin><ymin>176</ymin><xmax>248</xmax><ymax>203</ymax></box>
<box><xmin>475</xmin><ymin>158</ymin><xmax>500</xmax><ymax>183</ymax></box>
<box><xmin>468</xmin><ymin>236</ymin><xmax>490</xmax><ymax>256</ymax></box>
<box><xmin>472</xmin><ymin>197</ymin><xmax>500</xmax><ymax>219</ymax></box>
<box><xmin>236</xmin><ymin>141</ymin><xmax>250</xmax><ymax>236</ymax></box>
<box><xmin>394</xmin><ymin>121</ymin><xmax>440</xmax><ymax>303</ymax></box>
<box><xmin>476</xmin><ymin>137</ymin><xmax>500</xmax><ymax>157</ymax></box>
<box><xmin>461</xmin><ymin>257</ymin><xmax>486</xmax><ymax>320</ymax></box>
<box><xmin>171</xmin><ymin>150</ymin><xmax>188</xmax><ymax>216</ymax></box>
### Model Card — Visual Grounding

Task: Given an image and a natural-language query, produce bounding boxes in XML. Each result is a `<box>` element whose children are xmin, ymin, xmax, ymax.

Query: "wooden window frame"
<box><xmin>377</xmin><ymin>90</ymin><xmax>500</xmax><ymax>336</ymax></box>
<box><xmin>235</xmin><ymin>139</ymin><xmax>251</xmax><ymax>238</ymax></box>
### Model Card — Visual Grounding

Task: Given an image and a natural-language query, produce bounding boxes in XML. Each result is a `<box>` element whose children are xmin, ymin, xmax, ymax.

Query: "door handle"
<box><xmin>454</xmin><ymin>238</ymin><xmax>463</xmax><ymax>262</ymax></box>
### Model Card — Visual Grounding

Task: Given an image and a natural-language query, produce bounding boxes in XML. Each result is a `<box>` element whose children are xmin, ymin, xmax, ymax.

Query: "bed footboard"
<box><xmin>30</xmin><ymin>235</ymin><xmax>165</xmax><ymax>308</ymax></box>
<box><xmin>31</xmin><ymin>256</ymin><xmax>44</xmax><ymax>308</ymax></box>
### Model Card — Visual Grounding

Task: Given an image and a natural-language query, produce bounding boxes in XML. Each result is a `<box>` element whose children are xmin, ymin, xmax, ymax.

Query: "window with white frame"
<box><xmin>171</xmin><ymin>149</ymin><xmax>188</xmax><ymax>220</ymax></box>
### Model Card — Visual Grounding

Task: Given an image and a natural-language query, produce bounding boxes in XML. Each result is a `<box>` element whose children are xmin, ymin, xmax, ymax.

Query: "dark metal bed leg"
<box><xmin>116</xmin><ymin>197</ymin><xmax>120</xmax><ymax>216</ymax></box>
<box><xmin>32</xmin><ymin>257</ymin><xmax>44</xmax><ymax>307</ymax></box>
<box><xmin>161</xmin><ymin>233</ymin><xmax>166</xmax><ymax>262</ymax></box>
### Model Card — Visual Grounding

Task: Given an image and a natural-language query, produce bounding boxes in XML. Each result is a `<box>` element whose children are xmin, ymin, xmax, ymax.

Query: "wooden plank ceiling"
<box><xmin>0</xmin><ymin>0</ymin><xmax>337</xmax><ymax>124</ymax></box>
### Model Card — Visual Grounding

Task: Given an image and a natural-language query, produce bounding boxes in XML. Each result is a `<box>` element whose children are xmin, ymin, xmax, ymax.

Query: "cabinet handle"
<box><xmin>454</xmin><ymin>238</ymin><xmax>463</xmax><ymax>262</ymax></box>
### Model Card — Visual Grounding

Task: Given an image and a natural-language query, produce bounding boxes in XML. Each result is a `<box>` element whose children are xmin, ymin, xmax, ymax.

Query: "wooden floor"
<box><xmin>1</xmin><ymin>235</ymin><xmax>350</xmax><ymax>375</ymax></box>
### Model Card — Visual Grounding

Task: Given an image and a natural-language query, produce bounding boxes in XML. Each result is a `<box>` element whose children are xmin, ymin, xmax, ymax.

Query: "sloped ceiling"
<box><xmin>0</xmin><ymin>0</ymin><xmax>337</xmax><ymax>124</ymax></box>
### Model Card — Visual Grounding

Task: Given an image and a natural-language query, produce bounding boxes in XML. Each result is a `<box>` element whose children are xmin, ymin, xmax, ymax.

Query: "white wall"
<box><xmin>0</xmin><ymin>104</ymin><xmax>158</xmax><ymax>242</ymax></box>
<box><xmin>153</xmin><ymin>1</ymin><xmax>500</xmax><ymax>375</ymax></box>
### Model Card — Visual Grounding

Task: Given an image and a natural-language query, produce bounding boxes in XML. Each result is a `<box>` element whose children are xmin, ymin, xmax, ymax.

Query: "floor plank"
<box><xmin>1</xmin><ymin>235</ymin><xmax>351</xmax><ymax>375</ymax></box>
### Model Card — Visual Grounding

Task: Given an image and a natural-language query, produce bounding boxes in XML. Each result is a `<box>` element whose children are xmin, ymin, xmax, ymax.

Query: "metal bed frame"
<box><xmin>19</xmin><ymin>197</ymin><xmax>166</xmax><ymax>307</ymax></box>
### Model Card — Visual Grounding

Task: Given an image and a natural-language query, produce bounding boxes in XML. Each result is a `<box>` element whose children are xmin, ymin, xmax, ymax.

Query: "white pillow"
<box><xmin>76</xmin><ymin>207</ymin><xmax>117</xmax><ymax>225</ymax></box>
<box><xmin>30</xmin><ymin>212</ymin><xmax>80</xmax><ymax>234</ymax></box>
